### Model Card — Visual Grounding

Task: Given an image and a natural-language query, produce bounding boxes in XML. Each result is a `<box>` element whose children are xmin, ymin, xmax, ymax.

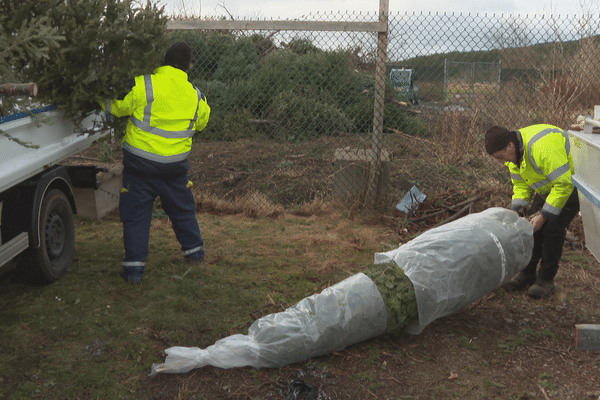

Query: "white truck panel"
<box><xmin>0</xmin><ymin>110</ymin><xmax>108</xmax><ymax>194</ymax></box>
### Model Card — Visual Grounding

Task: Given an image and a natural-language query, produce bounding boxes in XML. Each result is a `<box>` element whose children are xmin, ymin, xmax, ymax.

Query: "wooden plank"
<box><xmin>365</xmin><ymin>0</ymin><xmax>389</xmax><ymax>206</ymax></box>
<box><xmin>575</xmin><ymin>324</ymin><xmax>600</xmax><ymax>350</ymax></box>
<box><xmin>166</xmin><ymin>19</ymin><xmax>386</xmax><ymax>32</ymax></box>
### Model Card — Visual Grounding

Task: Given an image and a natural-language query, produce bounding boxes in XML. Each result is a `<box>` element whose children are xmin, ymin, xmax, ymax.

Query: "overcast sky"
<box><xmin>158</xmin><ymin>0</ymin><xmax>584</xmax><ymax>20</ymax></box>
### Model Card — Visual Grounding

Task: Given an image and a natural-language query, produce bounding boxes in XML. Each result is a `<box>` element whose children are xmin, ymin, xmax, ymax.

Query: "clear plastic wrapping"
<box><xmin>150</xmin><ymin>272</ymin><xmax>387</xmax><ymax>375</ymax></box>
<box><xmin>375</xmin><ymin>207</ymin><xmax>534</xmax><ymax>334</ymax></box>
<box><xmin>150</xmin><ymin>207</ymin><xmax>534</xmax><ymax>376</ymax></box>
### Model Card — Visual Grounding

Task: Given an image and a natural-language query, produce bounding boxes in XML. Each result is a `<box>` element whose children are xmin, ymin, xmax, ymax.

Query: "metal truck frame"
<box><xmin>0</xmin><ymin>104</ymin><xmax>111</xmax><ymax>282</ymax></box>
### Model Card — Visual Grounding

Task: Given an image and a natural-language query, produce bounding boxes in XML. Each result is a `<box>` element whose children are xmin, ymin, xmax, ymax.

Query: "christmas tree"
<box><xmin>1</xmin><ymin>0</ymin><xmax>167</xmax><ymax>130</ymax></box>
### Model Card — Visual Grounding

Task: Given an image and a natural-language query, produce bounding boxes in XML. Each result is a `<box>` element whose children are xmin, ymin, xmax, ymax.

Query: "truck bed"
<box><xmin>0</xmin><ymin>107</ymin><xmax>109</xmax><ymax>194</ymax></box>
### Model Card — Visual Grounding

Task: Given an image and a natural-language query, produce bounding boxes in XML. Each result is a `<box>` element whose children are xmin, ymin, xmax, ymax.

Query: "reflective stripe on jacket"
<box><xmin>102</xmin><ymin>66</ymin><xmax>210</xmax><ymax>163</ymax></box>
<box><xmin>507</xmin><ymin>124</ymin><xmax>574</xmax><ymax>219</ymax></box>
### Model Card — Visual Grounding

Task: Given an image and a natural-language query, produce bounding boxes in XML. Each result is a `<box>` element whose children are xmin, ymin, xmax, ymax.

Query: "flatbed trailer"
<box><xmin>0</xmin><ymin>101</ymin><xmax>112</xmax><ymax>282</ymax></box>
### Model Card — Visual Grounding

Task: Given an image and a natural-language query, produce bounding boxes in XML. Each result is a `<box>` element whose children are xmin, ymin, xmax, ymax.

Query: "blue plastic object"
<box><xmin>396</xmin><ymin>185</ymin><xmax>427</xmax><ymax>214</ymax></box>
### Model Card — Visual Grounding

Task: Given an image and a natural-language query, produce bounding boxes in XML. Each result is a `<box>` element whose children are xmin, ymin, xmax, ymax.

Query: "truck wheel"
<box><xmin>24</xmin><ymin>189</ymin><xmax>75</xmax><ymax>282</ymax></box>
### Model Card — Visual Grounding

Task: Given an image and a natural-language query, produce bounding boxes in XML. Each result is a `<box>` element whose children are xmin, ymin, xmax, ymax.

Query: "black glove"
<box><xmin>511</xmin><ymin>205</ymin><xmax>526</xmax><ymax>217</ymax></box>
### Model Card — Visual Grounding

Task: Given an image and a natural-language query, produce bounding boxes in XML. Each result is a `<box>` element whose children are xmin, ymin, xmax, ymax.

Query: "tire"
<box><xmin>23</xmin><ymin>189</ymin><xmax>75</xmax><ymax>282</ymax></box>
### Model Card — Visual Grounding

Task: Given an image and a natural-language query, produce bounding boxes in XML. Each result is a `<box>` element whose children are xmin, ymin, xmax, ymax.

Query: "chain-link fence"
<box><xmin>167</xmin><ymin>11</ymin><xmax>600</xmax><ymax>211</ymax></box>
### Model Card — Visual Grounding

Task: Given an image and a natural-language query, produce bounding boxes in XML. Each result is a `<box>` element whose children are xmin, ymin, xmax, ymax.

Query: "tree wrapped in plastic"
<box><xmin>150</xmin><ymin>208</ymin><xmax>533</xmax><ymax>375</ymax></box>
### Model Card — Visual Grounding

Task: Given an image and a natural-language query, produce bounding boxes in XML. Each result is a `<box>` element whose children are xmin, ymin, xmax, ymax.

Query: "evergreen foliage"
<box><xmin>0</xmin><ymin>13</ymin><xmax>64</xmax><ymax>115</ymax></box>
<box><xmin>363</xmin><ymin>262</ymin><xmax>419</xmax><ymax>333</ymax></box>
<box><xmin>182</xmin><ymin>32</ymin><xmax>423</xmax><ymax>141</ymax></box>
<box><xmin>1</xmin><ymin>0</ymin><xmax>167</xmax><ymax>128</ymax></box>
<box><xmin>3</xmin><ymin>4</ymin><xmax>422</xmax><ymax>140</ymax></box>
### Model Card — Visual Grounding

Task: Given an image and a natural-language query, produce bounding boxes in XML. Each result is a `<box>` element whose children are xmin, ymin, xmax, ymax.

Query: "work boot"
<box><xmin>121</xmin><ymin>268</ymin><xmax>143</xmax><ymax>284</ymax></box>
<box><xmin>184</xmin><ymin>256</ymin><xmax>204</xmax><ymax>265</ymax></box>
<box><xmin>527</xmin><ymin>279</ymin><xmax>555</xmax><ymax>299</ymax></box>
<box><xmin>503</xmin><ymin>271</ymin><xmax>536</xmax><ymax>291</ymax></box>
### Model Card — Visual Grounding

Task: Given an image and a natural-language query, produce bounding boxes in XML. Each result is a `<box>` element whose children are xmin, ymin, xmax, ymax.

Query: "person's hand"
<box><xmin>529</xmin><ymin>213</ymin><xmax>546</xmax><ymax>232</ymax></box>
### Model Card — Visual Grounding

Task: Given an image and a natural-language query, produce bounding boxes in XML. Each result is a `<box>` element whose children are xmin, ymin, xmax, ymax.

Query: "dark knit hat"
<box><xmin>163</xmin><ymin>42</ymin><xmax>193</xmax><ymax>71</ymax></box>
<box><xmin>485</xmin><ymin>126</ymin><xmax>517</xmax><ymax>154</ymax></box>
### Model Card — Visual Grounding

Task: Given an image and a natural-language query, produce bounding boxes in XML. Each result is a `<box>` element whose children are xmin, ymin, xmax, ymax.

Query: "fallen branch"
<box><xmin>408</xmin><ymin>195</ymin><xmax>480</xmax><ymax>224</ymax></box>
<box><xmin>539</xmin><ymin>386</ymin><xmax>551</xmax><ymax>400</ymax></box>
<box><xmin>526</xmin><ymin>345</ymin><xmax>579</xmax><ymax>361</ymax></box>
<box><xmin>385</xmin><ymin>127</ymin><xmax>435</xmax><ymax>145</ymax></box>
<box><xmin>431</xmin><ymin>201</ymin><xmax>474</xmax><ymax>229</ymax></box>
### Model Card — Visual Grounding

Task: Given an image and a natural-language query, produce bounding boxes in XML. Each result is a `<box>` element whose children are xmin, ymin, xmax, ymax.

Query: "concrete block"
<box><xmin>333</xmin><ymin>147</ymin><xmax>390</xmax><ymax>202</ymax></box>
<box><xmin>575</xmin><ymin>324</ymin><xmax>600</xmax><ymax>350</ymax></box>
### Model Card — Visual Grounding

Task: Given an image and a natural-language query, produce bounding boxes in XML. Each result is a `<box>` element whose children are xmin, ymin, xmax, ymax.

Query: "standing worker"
<box><xmin>101</xmin><ymin>42</ymin><xmax>210</xmax><ymax>284</ymax></box>
<box><xmin>484</xmin><ymin>124</ymin><xmax>580</xmax><ymax>298</ymax></box>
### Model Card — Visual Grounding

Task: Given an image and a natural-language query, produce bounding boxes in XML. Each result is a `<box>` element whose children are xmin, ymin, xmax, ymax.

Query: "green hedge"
<box><xmin>170</xmin><ymin>31</ymin><xmax>424</xmax><ymax>141</ymax></box>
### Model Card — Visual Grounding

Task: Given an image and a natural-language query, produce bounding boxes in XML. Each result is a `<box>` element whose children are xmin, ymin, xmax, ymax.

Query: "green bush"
<box><xmin>243</xmin><ymin>50</ymin><xmax>300</xmax><ymax>117</ymax></box>
<box><xmin>182</xmin><ymin>33</ymin><xmax>423</xmax><ymax>141</ymax></box>
<box><xmin>287</xmin><ymin>38</ymin><xmax>322</xmax><ymax>54</ymax></box>
<box><xmin>384</xmin><ymin>103</ymin><xmax>428</xmax><ymax>135</ymax></box>
<box><xmin>270</xmin><ymin>90</ymin><xmax>353</xmax><ymax>140</ymax></box>
<box><xmin>212</xmin><ymin>38</ymin><xmax>260</xmax><ymax>82</ymax></box>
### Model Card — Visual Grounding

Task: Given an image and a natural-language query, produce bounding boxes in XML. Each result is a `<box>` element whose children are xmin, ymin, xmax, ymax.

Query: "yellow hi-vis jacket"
<box><xmin>101</xmin><ymin>65</ymin><xmax>210</xmax><ymax>163</ymax></box>
<box><xmin>507</xmin><ymin>124</ymin><xmax>575</xmax><ymax>220</ymax></box>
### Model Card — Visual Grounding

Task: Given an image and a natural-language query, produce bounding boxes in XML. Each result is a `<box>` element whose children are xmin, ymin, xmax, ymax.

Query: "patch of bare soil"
<box><xmin>75</xmin><ymin>140</ymin><xmax>600</xmax><ymax>400</ymax></box>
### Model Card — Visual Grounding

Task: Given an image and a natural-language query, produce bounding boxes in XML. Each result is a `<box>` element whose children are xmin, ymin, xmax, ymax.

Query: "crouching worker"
<box><xmin>101</xmin><ymin>42</ymin><xmax>211</xmax><ymax>284</ymax></box>
<box><xmin>484</xmin><ymin>124</ymin><xmax>580</xmax><ymax>298</ymax></box>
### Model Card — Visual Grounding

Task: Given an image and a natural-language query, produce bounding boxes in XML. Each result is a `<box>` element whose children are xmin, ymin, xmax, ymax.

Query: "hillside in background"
<box><xmin>400</xmin><ymin>35</ymin><xmax>599</xmax><ymax>74</ymax></box>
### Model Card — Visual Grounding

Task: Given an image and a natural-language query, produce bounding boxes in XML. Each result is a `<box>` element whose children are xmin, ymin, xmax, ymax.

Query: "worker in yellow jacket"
<box><xmin>485</xmin><ymin>124</ymin><xmax>580</xmax><ymax>298</ymax></box>
<box><xmin>101</xmin><ymin>42</ymin><xmax>211</xmax><ymax>284</ymax></box>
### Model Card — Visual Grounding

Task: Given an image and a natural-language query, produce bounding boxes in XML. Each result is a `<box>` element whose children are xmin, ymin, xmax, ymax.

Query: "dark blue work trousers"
<box><xmin>522</xmin><ymin>189</ymin><xmax>580</xmax><ymax>282</ymax></box>
<box><xmin>119</xmin><ymin>172</ymin><xmax>204</xmax><ymax>274</ymax></box>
